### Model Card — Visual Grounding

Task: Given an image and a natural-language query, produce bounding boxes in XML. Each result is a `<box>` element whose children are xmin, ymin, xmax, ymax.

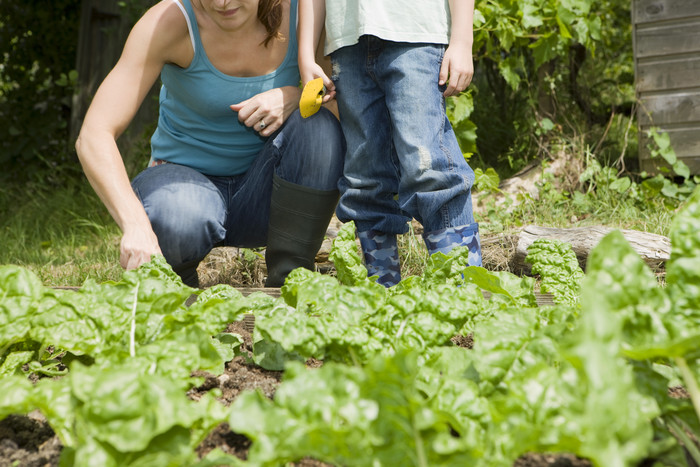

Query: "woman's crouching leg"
<box><xmin>131</xmin><ymin>163</ymin><xmax>227</xmax><ymax>286</ymax></box>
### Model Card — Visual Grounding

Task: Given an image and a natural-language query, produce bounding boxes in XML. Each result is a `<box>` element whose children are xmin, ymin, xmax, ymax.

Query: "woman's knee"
<box><xmin>277</xmin><ymin>108</ymin><xmax>345</xmax><ymax>190</ymax></box>
<box><xmin>313</xmin><ymin>108</ymin><xmax>345</xmax><ymax>160</ymax></box>
<box><xmin>133</xmin><ymin>166</ymin><xmax>226</xmax><ymax>263</ymax></box>
<box><xmin>150</xmin><ymin>199</ymin><xmax>225</xmax><ymax>263</ymax></box>
<box><xmin>154</xmin><ymin>214</ymin><xmax>224</xmax><ymax>266</ymax></box>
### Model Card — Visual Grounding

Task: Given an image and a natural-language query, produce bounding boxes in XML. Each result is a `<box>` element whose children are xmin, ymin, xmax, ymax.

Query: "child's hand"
<box><xmin>300</xmin><ymin>62</ymin><xmax>336</xmax><ymax>103</ymax></box>
<box><xmin>439</xmin><ymin>42</ymin><xmax>474</xmax><ymax>97</ymax></box>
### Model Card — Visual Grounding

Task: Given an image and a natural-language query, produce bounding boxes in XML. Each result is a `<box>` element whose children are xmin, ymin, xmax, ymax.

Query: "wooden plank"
<box><xmin>70</xmin><ymin>0</ymin><xmax>159</xmax><ymax>150</ymax></box>
<box><xmin>54</xmin><ymin>286</ymin><xmax>554</xmax><ymax>308</ymax></box>
<box><xmin>633</xmin><ymin>0</ymin><xmax>700</xmax><ymax>175</ymax></box>
<box><xmin>640</xmin><ymin>153</ymin><xmax>700</xmax><ymax>175</ymax></box>
<box><xmin>510</xmin><ymin>225</ymin><xmax>670</xmax><ymax>274</ymax></box>
<box><xmin>637</xmin><ymin>56</ymin><xmax>700</xmax><ymax>92</ymax></box>
<box><xmin>481</xmin><ymin>291</ymin><xmax>555</xmax><ymax>307</ymax></box>
<box><xmin>639</xmin><ymin>125</ymin><xmax>700</xmax><ymax>154</ymax></box>
<box><xmin>636</xmin><ymin>91</ymin><xmax>700</xmax><ymax>126</ymax></box>
<box><xmin>52</xmin><ymin>286</ymin><xmax>281</xmax><ymax>298</ymax></box>
<box><xmin>634</xmin><ymin>0</ymin><xmax>700</xmax><ymax>24</ymax></box>
<box><xmin>237</xmin><ymin>287</ymin><xmax>281</xmax><ymax>298</ymax></box>
<box><xmin>635</xmin><ymin>22</ymin><xmax>700</xmax><ymax>59</ymax></box>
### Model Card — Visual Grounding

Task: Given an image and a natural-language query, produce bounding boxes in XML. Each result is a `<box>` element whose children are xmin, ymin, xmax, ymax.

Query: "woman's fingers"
<box><xmin>119</xmin><ymin>228</ymin><xmax>162</xmax><ymax>270</ymax></box>
<box><xmin>230</xmin><ymin>89</ymin><xmax>283</xmax><ymax>135</ymax></box>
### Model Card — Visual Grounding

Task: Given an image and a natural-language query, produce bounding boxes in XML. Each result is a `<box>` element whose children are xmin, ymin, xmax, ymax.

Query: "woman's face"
<box><xmin>196</xmin><ymin>0</ymin><xmax>260</xmax><ymax>31</ymax></box>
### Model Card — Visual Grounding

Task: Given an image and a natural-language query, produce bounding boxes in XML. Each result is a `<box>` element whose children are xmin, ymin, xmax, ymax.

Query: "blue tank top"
<box><xmin>150</xmin><ymin>0</ymin><xmax>299</xmax><ymax>176</ymax></box>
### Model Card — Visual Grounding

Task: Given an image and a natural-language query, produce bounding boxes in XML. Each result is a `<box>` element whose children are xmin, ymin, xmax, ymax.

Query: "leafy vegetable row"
<box><xmin>1</xmin><ymin>188</ymin><xmax>699</xmax><ymax>466</ymax></box>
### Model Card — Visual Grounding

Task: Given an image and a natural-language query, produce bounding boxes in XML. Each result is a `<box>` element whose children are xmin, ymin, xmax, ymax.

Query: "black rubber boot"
<box><xmin>265</xmin><ymin>174</ymin><xmax>339</xmax><ymax>287</ymax></box>
<box><xmin>173</xmin><ymin>258</ymin><xmax>201</xmax><ymax>288</ymax></box>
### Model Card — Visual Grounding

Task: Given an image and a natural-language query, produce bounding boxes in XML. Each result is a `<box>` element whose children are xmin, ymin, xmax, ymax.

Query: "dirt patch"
<box><xmin>515</xmin><ymin>453</ymin><xmax>591</xmax><ymax>467</ymax></box>
<box><xmin>0</xmin><ymin>413</ymin><xmax>61</xmax><ymax>467</ymax></box>
<box><xmin>450</xmin><ymin>333</ymin><xmax>474</xmax><ymax>349</ymax></box>
<box><xmin>188</xmin><ymin>321</ymin><xmax>282</xmax><ymax>407</ymax></box>
<box><xmin>669</xmin><ymin>386</ymin><xmax>691</xmax><ymax>399</ymax></box>
<box><xmin>196</xmin><ymin>422</ymin><xmax>251</xmax><ymax>461</ymax></box>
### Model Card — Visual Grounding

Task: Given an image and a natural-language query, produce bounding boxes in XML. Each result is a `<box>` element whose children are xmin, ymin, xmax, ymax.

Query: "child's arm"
<box><xmin>298</xmin><ymin>0</ymin><xmax>335</xmax><ymax>102</ymax></box>
<box><xmin>440</xmin><ymin>0</ymin><xmax>475</xmax><ymax>97</ymax></box>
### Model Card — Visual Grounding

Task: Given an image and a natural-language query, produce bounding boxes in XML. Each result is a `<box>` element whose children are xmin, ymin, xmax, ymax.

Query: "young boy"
<box><xmin>299</xmin><ymin>0</ymin><xmax>481</xmax><ymax>287</ymax></box>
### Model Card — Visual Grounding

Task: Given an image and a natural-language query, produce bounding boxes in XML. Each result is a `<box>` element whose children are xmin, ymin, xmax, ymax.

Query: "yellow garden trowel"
<box><xmin>299</xmin><ymin>77</ymin><xmax>326</xmax><ymax>118</ymax></box>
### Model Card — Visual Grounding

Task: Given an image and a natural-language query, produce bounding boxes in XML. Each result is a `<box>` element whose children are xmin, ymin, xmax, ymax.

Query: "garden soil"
<box><xmin>0</xmin><ymin>320</ymin><xmax>593</xmax><ymax>467</ymax></box>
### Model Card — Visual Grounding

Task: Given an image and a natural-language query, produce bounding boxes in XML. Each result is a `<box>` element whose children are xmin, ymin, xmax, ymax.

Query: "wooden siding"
<box><xmin>633</xmin><ymin>0</ymin><xmax>700</xmax><ymax>175</ymax></box>
<box><xmin>70</xmin><ymin>1</ymin><xmax>158</xmax><ymax>157</ymax></box>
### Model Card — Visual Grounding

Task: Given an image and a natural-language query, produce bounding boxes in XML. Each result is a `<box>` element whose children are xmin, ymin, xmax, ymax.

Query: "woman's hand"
<box><xmin>119</xmin><ymin>223</ymin><xmax>163</xmax><ymax>270</ymax></box>
<box><xmin>230</xmin><ymin>86</ymin><xmax>302</xmax><ymax>137</ymax></box>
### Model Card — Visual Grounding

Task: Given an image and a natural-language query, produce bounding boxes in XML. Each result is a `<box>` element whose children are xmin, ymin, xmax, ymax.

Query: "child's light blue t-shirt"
<box><xmin>324</xmin><ymin>0</ymin><xmax>451</xmax><ymax>55</ymax></box>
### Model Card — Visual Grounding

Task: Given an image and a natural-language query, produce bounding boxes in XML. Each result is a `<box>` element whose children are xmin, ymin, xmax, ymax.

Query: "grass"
<box><xmin>484</xmin><ymin>182</ymin><xmax>676</xmax><ymax>237</ymax></box>
<box><xmin>0</xmin><ymin>177</ymin><xmax>123</xmax><ymax>286</ymax></box>
<box><xmin>473</xmin><ymin>135</ymin><xmax>678</xmax><ymax>237</ymax></box>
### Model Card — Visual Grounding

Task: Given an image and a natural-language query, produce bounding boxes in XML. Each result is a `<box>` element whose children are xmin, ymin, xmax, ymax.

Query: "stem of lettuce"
<box><xmin>668</xmin><ymin>416</ymin><xmax>700</xmax><ymax>465</ymax></box>
<box><xmin>129</xmin><ymin>283</ymin><xmax>139</xmax><ymax>357</ymax></box>
<box><xmin>413</xmin><ymin>424</ymin><xmax>428</xmax><ymax>467</ymax></box>
<box><xmin>348</xmin><ymin>347</ymin><xmax>360</xmax><ymax>367</ymax></box>
<box><xmin>674</xmin><ymin>357</ymin><xmax>700</xmax><ymax>422</ymax></box>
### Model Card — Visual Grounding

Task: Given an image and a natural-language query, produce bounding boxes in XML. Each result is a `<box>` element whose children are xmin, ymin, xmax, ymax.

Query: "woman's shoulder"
<box><xmin>136</xmin><ymin>1</ymin><xmax>190</xmax><ymax>36</ymax></box>
<box><xmin>128</xmin><ymin>0</ymin><xmax>193</xmax><ymax>66</ymax></box>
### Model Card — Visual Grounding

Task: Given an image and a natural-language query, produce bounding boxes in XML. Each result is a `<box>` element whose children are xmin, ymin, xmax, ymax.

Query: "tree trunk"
<box><xmin>510</xmin><ymin>225</ymin><xmax>671</xmax><ymax>274</ymax></box>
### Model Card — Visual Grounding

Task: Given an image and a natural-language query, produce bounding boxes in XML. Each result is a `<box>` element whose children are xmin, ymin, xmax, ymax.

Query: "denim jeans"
<box><xmin>131</xmin><ymin>108</ymin><xmax>344</xmax><ymax>271</ymax></box>
<box><xmin>331</xmin><ymin>35</ymin><xmax>476</xmax><ymax>234</ymax></box>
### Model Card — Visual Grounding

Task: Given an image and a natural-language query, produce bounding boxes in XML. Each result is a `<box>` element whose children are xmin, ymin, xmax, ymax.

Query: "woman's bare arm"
<box><xmin>75</xmin><ymin>1</ymin><xmax>189</xmax><ymax>269</ymax></box>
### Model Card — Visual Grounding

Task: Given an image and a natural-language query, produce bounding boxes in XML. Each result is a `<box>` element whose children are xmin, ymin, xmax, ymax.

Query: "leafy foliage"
<box><xmin>459</xmin><ymin>0</ymin><xmax>637</xmax><ymax>174</ymax></box>
<box><xmin>643</xmin><ymin>129</ymin><xmax>700</xmax><ymax>206</ymax></box>
<box><xmin>0</xmin><ymin>1</ymin><xmax>80</xmax><ymax>185</ymax></box>
<box><xmin>1</xmin><ymin>188</ymin><xmax>700</xmax><ymax>465</ymax></box>
<box><xmin>526</xmin><ymin>238</ymin><xmax>584</xmax><ymax>306</ymax></box>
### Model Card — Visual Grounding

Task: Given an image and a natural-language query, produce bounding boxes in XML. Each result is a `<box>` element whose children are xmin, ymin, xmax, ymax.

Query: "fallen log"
<box><xmin>510</xmin><ymin>225</ymin><xmax>671</xmax><ymax>274</ymax></box>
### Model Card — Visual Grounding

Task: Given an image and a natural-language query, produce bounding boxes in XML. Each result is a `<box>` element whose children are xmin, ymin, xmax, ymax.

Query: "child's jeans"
<box><xmin>331</xmin><ymin>35</ymin><xmax>476</xmax><ymax>234</ymax></box>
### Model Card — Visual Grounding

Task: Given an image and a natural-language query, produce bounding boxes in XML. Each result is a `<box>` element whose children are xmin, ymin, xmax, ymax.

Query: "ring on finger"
<box><xmin>258</xmin><ymin>119</ymin><xmax>266</xmax><ymax>130</ymax></box>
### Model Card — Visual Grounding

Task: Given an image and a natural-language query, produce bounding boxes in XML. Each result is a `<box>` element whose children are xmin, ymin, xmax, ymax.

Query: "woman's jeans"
<box><xmin>331</xmin><ymin>35</ymin><xmax>476</xmax><ymax>234</ymax></box>
<box><xmin>131</xmin><ymin>108</ymin><xmax>344</xmax><ymax>275</ymax></box>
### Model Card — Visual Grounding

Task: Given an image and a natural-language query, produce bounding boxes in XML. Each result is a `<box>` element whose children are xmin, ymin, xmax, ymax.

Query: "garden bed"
<box><xmin>1</xmin><ymin>191</ymin><xmax>699</xmax><ymax>467</ymax></box>
<box><xmin>0</xmin><ymin>319</ymin><xmax>594</xmax><ymax>467</ymax></box>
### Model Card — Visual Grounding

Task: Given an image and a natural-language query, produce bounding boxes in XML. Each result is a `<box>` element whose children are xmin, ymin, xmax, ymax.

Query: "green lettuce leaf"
<box><xmin>328</xmin><ymin>221</ymin><xmax>371</xmax><ymax>286</ymax></box>
<box><xmin>526</xmin><ymin>238</ymin><xmax>584</xmax><ymax>306</ymax></box>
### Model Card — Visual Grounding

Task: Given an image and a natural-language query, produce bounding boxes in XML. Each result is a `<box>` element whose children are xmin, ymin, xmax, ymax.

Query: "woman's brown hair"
<box><xmin>258</xmin><ymin>0</ymin><xmax>284</xmax><ymax>47</ymax></box>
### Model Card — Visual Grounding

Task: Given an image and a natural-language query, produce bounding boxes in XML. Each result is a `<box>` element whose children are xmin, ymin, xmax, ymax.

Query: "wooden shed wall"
<box><xmin>70</xmin><ymin>1</ymin><xmax>158</xmax><ymax>155</ymax></box>
<box><xmin>633</xmin><ymin>0</ymin><xmax>700</xmax><ymax>175</ymax></box>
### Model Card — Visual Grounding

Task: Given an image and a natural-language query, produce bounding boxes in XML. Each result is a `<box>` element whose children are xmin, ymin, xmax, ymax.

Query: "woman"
<box><xmin>75</xmin><ymin>0</ymin><xmax>345</xmax><ymax>287</ymax></box>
